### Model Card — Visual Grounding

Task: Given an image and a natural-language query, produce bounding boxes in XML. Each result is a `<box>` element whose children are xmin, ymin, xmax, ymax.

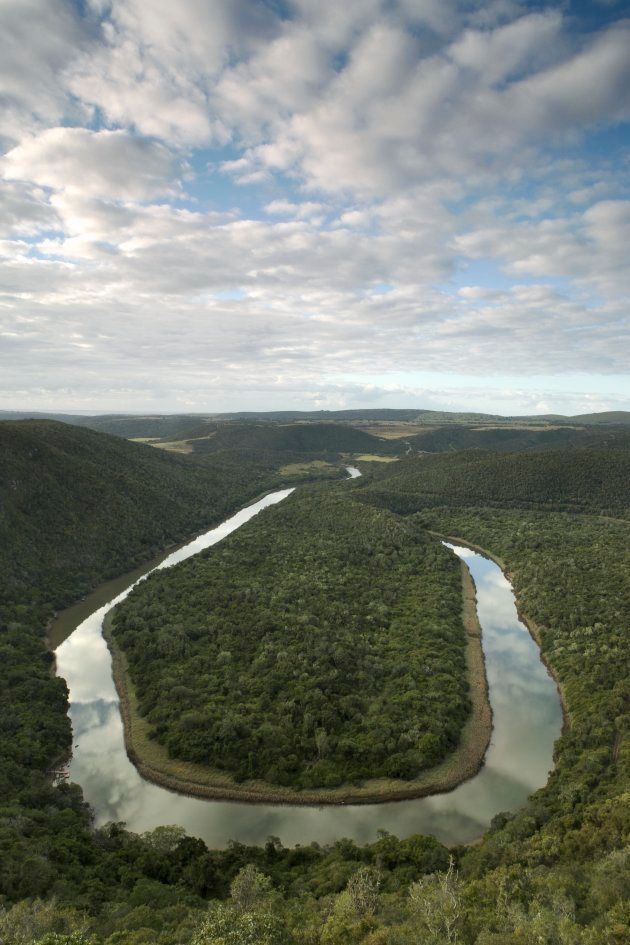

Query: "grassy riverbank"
<box><xmin>104</xmin><ymin>554</ymin><xmax>492</xmax><ymax>804</ymax></box>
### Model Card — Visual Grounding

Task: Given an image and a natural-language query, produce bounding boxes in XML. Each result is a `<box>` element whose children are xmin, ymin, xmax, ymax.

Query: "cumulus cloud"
<box><xmin>455</xmin><ymin>198</ymin><xmax>630</xmax><ymax>297</ymax></box>
<box><xmin>220</xmin><ymin>13</ymin><xmax>630</xmax><ymax>195</ymax></box>
<box><xmin>265</xmin><ymin>200</ymin><xmax>327</xmax><ymax>222</ymax></box>
<box><xmin>2</xmin><ymin>127</ymin><xmax>182</xmax><ymax>200</ymax></box>
<box><xmin>0</xmin><ymin>0</ymin><xmax>87</xmax><ymax>144</ymax></box>
<box><xmin>65</xmin><ymin>0</ymin><xmax>282</xmax><ymax>145</ymax></box>
<box><xmin>0</xmin><ymin>180</ymin><xmax>58</xmax><ymax>236</ymax></box>
<box><xmin>0</xmin><ymin>0</ymin><xmax>628</xmax><ymax>411</ymax></box>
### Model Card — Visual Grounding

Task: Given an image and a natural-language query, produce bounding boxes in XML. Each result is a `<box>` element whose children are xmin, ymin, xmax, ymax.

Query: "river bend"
<box><xmin>52</xmin><ymin>479</ymin><xmax>562</xmax><ymax>847</ymax></box>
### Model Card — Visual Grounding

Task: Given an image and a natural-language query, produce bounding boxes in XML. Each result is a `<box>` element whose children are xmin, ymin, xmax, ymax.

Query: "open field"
<box><xmin>278</xmin><ymin>459</ymin><xmax>340</xmax><ymax>477</ymax></box>
<box><xmin>130</xmin><ymin>432</ymin><xmax>219</xmax><ymax>453</ymax></box>
<box><xmin>146</xmin><ymin>439</ymin><xmax>193</xmax><ymax>453</ymax></box>
<box><xmin>354</xmin><ymin>422</ymin><xmax>436</xmax><ymax>438</ymax></box>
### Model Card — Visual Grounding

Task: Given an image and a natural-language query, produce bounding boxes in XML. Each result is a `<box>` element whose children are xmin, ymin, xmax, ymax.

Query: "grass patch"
<box><xmin>354</xmin><ymin>454</ymin><xmax>399</xmax><ymax>463</ymax></box>
<box><xmin>356</xmin><ymin>422</ymin><xmax>434</xmax><ymax>439</ymax></box>
<box><xmin>149</xmin><ymin>440</ymin><xmax>193</xmax><ymax>453</ymax></box>
<box><xmin>278</xmin><ymin>460</ymin><xmax>341</xmax><ymax>478</ymax></box>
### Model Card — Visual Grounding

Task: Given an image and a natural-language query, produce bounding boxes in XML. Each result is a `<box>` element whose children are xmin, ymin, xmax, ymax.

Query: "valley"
<box><xmin>0</xmin><ymin>413</ymin><xmax>627</xmax><ymax>944</ymax></box>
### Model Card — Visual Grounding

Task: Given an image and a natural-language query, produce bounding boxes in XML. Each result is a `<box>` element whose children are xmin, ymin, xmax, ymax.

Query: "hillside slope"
<box><xmin>189</xmin><ymin>421</ymin><xmax>395</xmax><ymax>456</ymax></box>
<box><xmin>0</xmin><ymin>420</ymin><xmax>291</xmax><ymax>811</ymax></box>
<box><xmin>360</xmin><ymin>447</ymin><xmax>630</xmax><ymax>517</ymax></box>
<box><xmin>406</xmin><ymin>424</ymin><xmax>630</xmax><ymax>454</ymax></box>
<box><xmin>0</xmin><ymin>426</ymin><xmax>627</xmax><ymax>944</ymax></box>
<box><xmin>0</xmin><ymin>421</ymin><xmax>284</xmax><ymax>608</ymax></box>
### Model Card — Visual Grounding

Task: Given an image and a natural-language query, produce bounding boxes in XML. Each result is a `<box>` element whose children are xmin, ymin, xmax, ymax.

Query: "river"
<box><xmin>52</xmin><ymin>472</ymin><xmax>562</xmax><ymax>848</ymax></box>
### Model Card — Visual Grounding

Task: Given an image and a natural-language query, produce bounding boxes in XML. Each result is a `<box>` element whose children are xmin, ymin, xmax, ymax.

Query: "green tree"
<box><xmin>191</xmin><ymin>904</ymin><xmax>287</xmax><ymax>945</ymax></box>
<box><xmin>408</xmin><ymin>858</ymin><xmax>463</xmax><ymax>944</ymax></box>
<box><xmin>229</xmin><ymin>866</ymin><xmax>273</xmax><ymax>914</ymax></box>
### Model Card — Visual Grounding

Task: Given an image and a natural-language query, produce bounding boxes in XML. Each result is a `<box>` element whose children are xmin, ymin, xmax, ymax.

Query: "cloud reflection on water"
<box><xmin>56</xmin><ymin>526</ymin><xmax>563</xmax><ymax>848</ymax></box>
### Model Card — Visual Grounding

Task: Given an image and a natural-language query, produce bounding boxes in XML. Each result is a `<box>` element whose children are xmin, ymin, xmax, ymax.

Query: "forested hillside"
<box><xmin>0</xmin><ymin>425</ymin><xmax>627</xmax><ymax>944</ymax></box>
<box><xmin>405</xmin><ymin>425</ymin><xmax>630</xmax><ymax>454</ymax></box>
<box><xmin>188</xmin><ymin>421</ymin><xmax>394</xmax><ymax>456</ymax></box>
<box><xmin>411</xmin><ymin>507</ymin><xmax>629</xmax><ymax>945</ymax></box>
<box><xmin>361</xmin><ymin>447</ymin><xmax>630</xmax><ymax>517</ymax></box>
<box><xmin>0</xmin><ymin>421</ymin><xmax>290</xmax><ymax>609</ymax></box>
<box><xmin>0</xmin><ymin>420</ymin><xmax>305</xmax><ymax>893</ymax></box>
<box><xmin>111</xmin><ymin>489</ymin><xmax>469</xmax><ymax>792</ymax></box>
<box><xmin>4</xmin><ymin>410</ymin><xmax>628</xmax><ymax>458</ymax></box>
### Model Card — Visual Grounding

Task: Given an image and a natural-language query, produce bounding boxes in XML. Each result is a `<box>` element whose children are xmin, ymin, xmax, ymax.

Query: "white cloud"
<box><xmin>504</xmin><ymin>20</ymin><xmax>630</xmax><ymax>131</ymax></box>
<box><xmin>220</xmin><ymin>14</ymin><xmax>630</xmax><ymax>196</ymax></box>
<box><xmin>0</xmin><ymin>180</ymin><xmax>58</xmax><ymax>235</ymax></box>
<box><xmin>0</xmin><ymin>1</ymin><xmax>628</xmax><ymax>411</ymax></box>
<box><xmin>0</xmin><ymin>0</ymin><xmax>87</xmax><ymax>144</ymax></box>
<box><xmin>2</xmin><ymin>128</ymin><xmax>182</xmax><ymax>200</ymax></box>
<box><xmin>455</xmin><ymin>198</ymin><xmax>630</xmax><ymax>297</ymax></box>
<box><xmin>265</xmin><ymin>200</ymin><xmax>327</xmax><ymax>221</ymax></box>
<box><xmin>66</xmin><ymin>0</ymin><xmax>283</xmax><ymax>145</ymax></box>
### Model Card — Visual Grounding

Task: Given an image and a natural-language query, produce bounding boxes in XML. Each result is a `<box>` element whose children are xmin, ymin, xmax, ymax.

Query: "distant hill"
<box><xmin>360</xmin><ymin>447</ymin><xmax>630</xmax><ymax>518</ymax></box>
<box><xmin>189</xmin><ymin>421</ymin><xmax>395</xmax><ymax>456</ymax></box>
<box><xmin>209</xmin><ymin>408</ymin><xmax>505</xmax><ymax>423</ymax></box>
<box><xmin>1</xmin><ymin>408</ymin><xmax>628</xmax><ymax>449</ymax></box>
<box><xmin>0</xmin><ymin>412</ymin><xmax>218</xmax><ymax>441</ymax></box>
<box><xmin>71</xmin><ymin>414</ymin><xmax>218</xmax><ymax>440</ymax></box>
<box><xmin>405</xmin><ymin>425</ymin><xmax>630</xmax><ymax>453</ymax></box>
<box><xmin>566</xmin><ymin>411</ymin><xmax>630</xmax><ymax>425</ymax></box>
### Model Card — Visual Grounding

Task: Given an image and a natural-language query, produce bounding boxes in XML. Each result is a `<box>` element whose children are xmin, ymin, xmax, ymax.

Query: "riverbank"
<box><xmin>431</xmin><ymin>531</ymin><xmax>571</xmax><ymax>734</ymax></box>
<box><xmin>103</xmin><ymin>553</ymin><xmax>493</xmax><ymax>806</ymax></box>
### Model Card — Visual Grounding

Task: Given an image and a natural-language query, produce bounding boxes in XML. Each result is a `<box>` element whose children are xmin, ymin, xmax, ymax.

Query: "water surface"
<box><xmin>54</xmin><ymin>494</ymin><xmax>562</xmax><ymax>847</ymax></box>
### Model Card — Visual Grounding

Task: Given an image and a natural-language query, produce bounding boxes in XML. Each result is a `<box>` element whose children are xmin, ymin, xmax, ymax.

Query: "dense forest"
<box><xmin>361</xmin><ymin>447</ymin><xmax>630</xmax><ymax>517</ymax></box>
<box><xmin>0</xmin><ymin>420</ymin><xmax>337</xmax><ymax>915</ymax></box>
<box><xmin>0</xmin><ymin>422</ymin><xmax>285</xmax><ymax>801</ymax></box>
<box><xmin>0</xmin><ymin>422</ymin><xmax>627</xmax><ymax>944</ymax></box>
<box><xmin>111</xmin><ymin>490</ymin><xmax>468</xmax><ymax>789</ymax></box>
<box><xmin>187</xmin><ymin>421</ymin><xmax>397</xmax><ymax>457</ymax></box>
<box><xmin>404</xmin><ymin>425</ymin><xmax>630</xmax><ymax>454</ymax></box>
<box><xmin>0</xmin><ymin>421</ymin><xmax>303</xmax><ymax>611</ymax></box>
<box><xmin>190</xmin><ymin>423</ymin><xmax>630</xmax><ymax>459</ymax></box>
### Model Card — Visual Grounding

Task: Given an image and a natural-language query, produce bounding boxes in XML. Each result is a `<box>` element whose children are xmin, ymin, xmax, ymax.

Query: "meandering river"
<box><xmin>52</xmin><ymin>471</ymin><xmax>562</xmax><ymax>847</ymax></box>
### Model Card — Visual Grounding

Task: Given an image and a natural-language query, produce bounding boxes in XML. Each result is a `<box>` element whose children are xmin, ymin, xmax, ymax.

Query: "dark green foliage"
<box><xmin>0</xmin><ymin>420</ymin><xmax>316</xmax><ymax>913</ymax></box>
<box><xmin>67</xmin><ymin>415</ymin><xmax>218</xmax><ymax>441</ymax></box>
<box><xmin>189</xmin><ymin>421</ymin><xmax>396</xmax><ymax>457</ymax></box>
<box><xmin>0</xmin><ymin>420</ymin><xmax>286</xmax><ymax>611</ymax></box>
<box><xmin>0</xmin><ymin>421</ymin><xmax>294</xmax><ymax>804</ymax></box>
<box><xmin>0</xmin><ymin>423</ymin><xmax>627</xmax><ymax>944</ymax></box>
<box><xmin>405</xmin><ymin>424</ymin><xmax>630</xmax><ymax>453</ymax></box>
<box><xmin>361</xmin><ymin>447</ymin><xmax>630</xmax><ymax>517</ymax></box>
<box><xmin>416</xmin><ymin>508</ymin><xmax>629</xmax><ymax>870</ymax></box>
<box><xmin>347</xmin><ymin>456</ymin><xmax>629</xmax><ymax>942</ymax></box>
<box><xmin>112</xmin><ymin>490</ymin><xmax>467</xmax><ymax>787</ymax></box>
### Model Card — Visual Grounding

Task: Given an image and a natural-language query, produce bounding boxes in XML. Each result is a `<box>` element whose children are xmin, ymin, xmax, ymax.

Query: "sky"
<box><xmin>0</xmin><ymin>0</ymin><xmax>629</xmax><ymax>416</ymax></box>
